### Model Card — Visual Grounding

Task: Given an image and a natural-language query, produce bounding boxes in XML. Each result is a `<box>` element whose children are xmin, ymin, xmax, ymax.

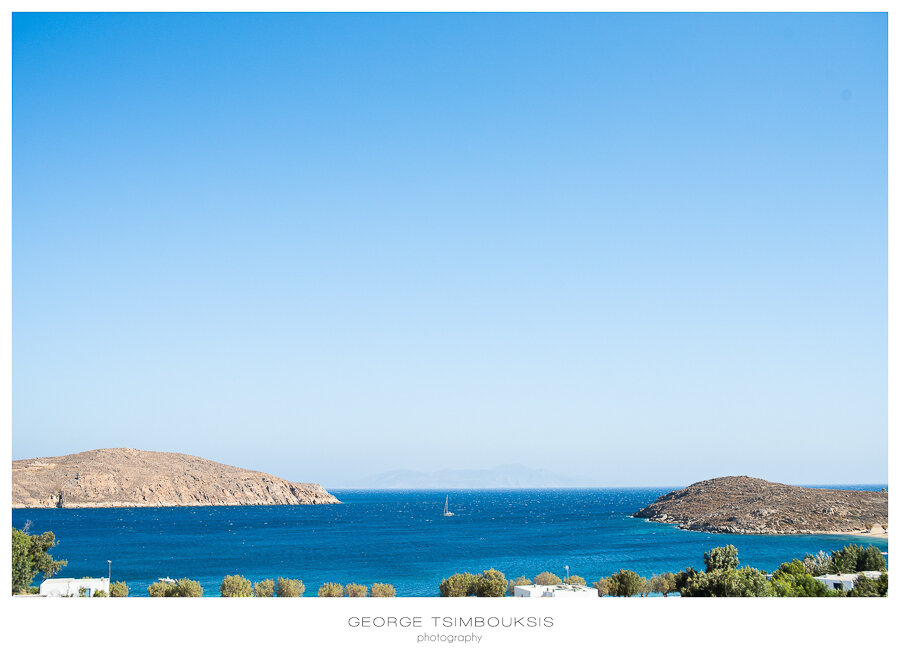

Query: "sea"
<box><xmin>12</xmin><ymin>487</ymin><xmax>888</xmax><ymax>596</ymax></box>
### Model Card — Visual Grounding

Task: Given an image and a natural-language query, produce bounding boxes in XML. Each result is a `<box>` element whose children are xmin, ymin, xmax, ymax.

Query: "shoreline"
<box><xmin>819</xmin><ymin>530</ymin><xmax>888</xmax><ymax>539</ymax></box>
<box><xmin>657</xmin><ymin>522</ymin><xmax>889</xmax><ymax>538</ymax></box>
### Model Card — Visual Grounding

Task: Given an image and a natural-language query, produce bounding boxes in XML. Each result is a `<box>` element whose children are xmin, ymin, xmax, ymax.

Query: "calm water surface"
<box><xmin>12</xmin><ymin>488</ymin><xmax>888</xmax><ymax>596</ymax></box>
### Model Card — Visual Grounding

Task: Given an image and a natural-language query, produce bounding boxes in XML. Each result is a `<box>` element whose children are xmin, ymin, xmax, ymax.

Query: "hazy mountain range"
<box><xmin>338</xmin><ymin>464</ymin><xmax>587</xmax><ymax>489</ymax></box>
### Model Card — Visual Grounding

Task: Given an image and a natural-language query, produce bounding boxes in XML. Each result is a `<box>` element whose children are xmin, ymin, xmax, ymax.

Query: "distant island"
<box><xmin>633</xmin><ymin>476</ymin><xmax>887</xmax><ymax>536</ymax></box>
<box><xmin>12</xmin><ymin>448</ymin><xmax>340</xmax><ymax>508</ymax></box>
<box><xmin>348</xmin><ymin>464</ymin><xmax>584</xmax><ymax>489</ymax></box>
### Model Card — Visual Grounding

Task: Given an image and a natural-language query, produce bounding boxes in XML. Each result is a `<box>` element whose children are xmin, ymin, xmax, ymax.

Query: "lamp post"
<box><xmin>564</xmin><ymin>565</ymin><xmax>569</xmax><ymax>583</ymax></box>
<box><xmin>107</xmin><ymin>560</ymin><xmax>111</xmax><ymax>580</ymax></box>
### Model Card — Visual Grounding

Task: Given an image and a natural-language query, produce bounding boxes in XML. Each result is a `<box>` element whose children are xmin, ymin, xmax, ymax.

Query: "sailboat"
<box><xmin>443</xmin><ymin>495</ymin><xmax>454</xmax><ymax>517</ymax></box>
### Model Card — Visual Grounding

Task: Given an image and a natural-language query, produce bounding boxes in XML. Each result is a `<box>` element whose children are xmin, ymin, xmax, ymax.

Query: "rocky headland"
<box><xmin>12</xmin><ymin>448</ymin><xmax>340</xmax><ymax>508</ymax></box>
<box><xmin>633</xmin><ymin>476</ymin><xmax>887</xmax><ymax>535</ymax></box>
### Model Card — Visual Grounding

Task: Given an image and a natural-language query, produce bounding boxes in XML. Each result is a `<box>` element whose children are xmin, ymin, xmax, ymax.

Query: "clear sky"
<box><xmin>12</xmin><ymin>13</ymin><xmax>887</xmax><ymax>487</ymax></box>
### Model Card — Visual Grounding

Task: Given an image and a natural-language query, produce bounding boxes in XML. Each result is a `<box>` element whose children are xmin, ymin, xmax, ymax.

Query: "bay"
<box><xmin>12</xmin><ymin>487</ymin><xmax>888</xmax><ymax>596</ymax></box>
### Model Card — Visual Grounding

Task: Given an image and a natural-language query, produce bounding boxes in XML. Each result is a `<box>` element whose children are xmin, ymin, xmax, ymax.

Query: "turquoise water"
<box><xmin>12</xmin><ymin>487</ymin><xmax>887</xmax><ymax>596</ymax></box>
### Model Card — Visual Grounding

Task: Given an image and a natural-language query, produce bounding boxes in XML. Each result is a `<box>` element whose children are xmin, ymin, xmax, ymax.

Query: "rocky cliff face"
<box><xmin>633</xmin><ymin>476</ymin><xmax>887</xmax><ymax>535</ymax></box>
<box><xmin>12</xmin><ymin>448</ymin><xmax>340</xmax><ymax>508</ymax></box>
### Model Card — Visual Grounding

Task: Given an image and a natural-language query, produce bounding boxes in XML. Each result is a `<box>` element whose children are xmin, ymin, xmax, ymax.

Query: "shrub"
<box><xmin>220</xmin><ymin>575</ymin><xmax>253</xmax><ymax>597</ymax></box>
<box><xmin>78</xmin><ymin>587</ymin><xmax>89</xmax><ymax>597</ymax></box>
<box><xmin>253</xmin><ymin>579</ymin><xmax>275</xmax><ymax>597</ymax></box>
<box><xmin>275</xmin><ymin>577</ymin><xmax>304</xmax><ymax>597</ymax></box>
<box><xmin>704</xmin><ymin>545</ymin><xmax>739</xmax><ymax>573</ymax></box>
<box><xmin>318</xmin><ymin>582</ymin><xmax>344</xmax><ymax>597</ymax></box>
<box><xmin>92</xmin><ymin>590</ymin><xmax>108</xmax><ymax>597</ymax></box>
<box><xmin>344</xmin><ymin>583</ymin><xmax>368</xmax><ymax>597</ymax></box>
<box><xmin>370</xmin><ymin>583</ymin><xmax>396</xmax><ymax>597</ymax></box>
<box><xmin>533</xmin><ymin>572</ymin><xmax>562</xmax><ymax>586</ymax></box>
<box><xmin>475</xmin><ymin>569</ymin><xmax>507</xmax><ymax>597</ymax></box>
<box><xmin>566</xmin><ymin>575</ymin><xmax>586</xmax><ymax>586</ymax></box>
<box><xmin>439</xmin><ymin>572</ymin><xmax>478</xmax><ymax>597</ymax></box>
<box><xmin>592</xmin><ymin>578</ymin><xmax>610</xmax><ymax>597</ymax></box>
<box><xmin>607</xmin><ymin>569</ymin><xmax>644</xmax><ymax>597</ymax></box>
<box><xmin>507</xmin><ymin>576</ymin><xmax>531</xmax><ymax>595</ymax></box>
<box><xmin>109</xmin><ymin>581</ymin><xmax>129</xmax><ymax>597</ymax></box>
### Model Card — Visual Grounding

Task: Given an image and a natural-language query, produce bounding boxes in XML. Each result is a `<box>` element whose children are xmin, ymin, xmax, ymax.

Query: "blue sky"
<box><xmin>13</xmin><ymin>13</ymin><xmax>887</xmax><ymax>486</ymax></box>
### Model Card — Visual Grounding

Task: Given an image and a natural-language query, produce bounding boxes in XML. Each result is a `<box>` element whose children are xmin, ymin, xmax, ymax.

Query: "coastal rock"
<box><xmin>632</xmin><ymin>476</ymin><xmax>887</xmax><ymax>535</ymax></box>
<box><xmin>12</xmin><ymin>448</ymin><xmax>340</xmax><ymax>508</ymax></box>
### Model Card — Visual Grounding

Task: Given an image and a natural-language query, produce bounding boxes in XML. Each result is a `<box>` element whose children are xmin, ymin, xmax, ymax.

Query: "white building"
<box><xmin>813</xmin><ymin>571</ymin><xmax>884</xmax><ymax>592</ymax></box>
<box><xmin>513</xmin><ymin>584</ymin><xmax>599</xmax><ymax>598</ymax></box>
<box><xmin>39</xmin><ymin>577</ymin><xmax>110</xmax><ymax>597</ymax></box>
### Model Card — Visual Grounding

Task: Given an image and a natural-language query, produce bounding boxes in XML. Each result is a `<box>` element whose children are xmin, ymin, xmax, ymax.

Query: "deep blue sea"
<box><xmin>12</xmin><ymin>487</ymin><xmax>888</xmax><ymax>596</ymax></box>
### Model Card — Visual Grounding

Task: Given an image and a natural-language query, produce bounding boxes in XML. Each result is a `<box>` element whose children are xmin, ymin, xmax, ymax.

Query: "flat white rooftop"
<box><xmin>513</xmin><ymin>584</ymin><xmax>599</xmax><ymax>598</ymax></box>
<box><xmin>815</xmin><ymin>571</ymin><xmax>883</xmax><ymax>582</ymax></box>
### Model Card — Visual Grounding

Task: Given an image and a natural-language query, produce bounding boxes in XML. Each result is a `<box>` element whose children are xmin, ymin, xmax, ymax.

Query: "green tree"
<box><xmin>769</xmin><ymin>561</ymin><xmax>838</xmax><ymax>597</ymax></box>
<box><xmin>639</xmin><ymin>577</ymin><xmax>652</xmax><ymax>596</ymax></box>
<box><xmin>475</xmin><ymin>569</ymin><xmax>507</xmax><ymax>597</ymax></box>
<box><xmin>728</xmin><ymin>568</ymin><xmax>774</xmax><ymax>597</ymax></box>
<box><xmin>147</xmin><ymin>580</ymin><xmax>170</xmax><ymax>597</ymax></box>
<box><xmin>830</xmin><ymin>544</ymin><xmax>879</xmax><ymax>573</ymax></box>
<box><xmin>220</xmin><ymin>575</ymin><xmax>253</xmax><ymax>597</ymax></box>
<box><xmin>171</xmin><ymin>578</ymin><xmax>203</xmax><ymax>597</ymax></box>
<box><xmin>11</xmin><ymin>528</ymin><xmax>31</xmax><ymax>594</ymax></box>
<box><xmin>533</xmin><ymin>572</ymin><xmax>562</xmax><ymax>586</ymax></box>
<box><xmin>607</xmin><ymin>570</ymin><xmax>644</xmax><ymax>597</ymax></box>
<box><xmin>507</xmin><ymin>576</ymin><xmax>531</xmax><ymax>595</ymax></box>
<box><xmin>253</xmin><ymin>579</ymin><xmax>275</xmax><ymax>597</ymax></box>
<box><xmin>149</xmin><ymin>578</ymin><xmax>202</xmax><ymax>597</ymax></box>
<box><xmin>592</xmin><ymin>578</ymin><xmax>610</xmax><ymax>597</ymax></box>
<box><xmin>92</xmin><ymin>590</ymin><xmax>108</xmax><ymax>597</ymax></box>
<box><xmin>344</xmin><ymin>583</ymin><xmax>368</xmax><ymax>597</ymax></box>
<box><xmin>801</xmin><ymin>551</ymin><xmax>832</xmax><ymax>576</ymax></box>
<box><xmin>439</xmin><ymin>572</ymin><xmax>478</xmax><ymax>597</ymax></box>
<box><xmin>704</xmin><ymin>545</ymin><xmax>739</xmax><ymax>573</ymax></box>
<box><xmin>831</xmin><ymin>552</ymin><xmax>853</xmax><ymax>575</ymax></box>
<box><xmin>11</xmin><ymin>527</ymin><xmax>68</xmax><ymax>594</ymax></box>
<box><xmin>318</xmin><ymin>582</ymin><xmax>344</xmax><ymax>597</ymax></box>
<box><xmin>847</xmin><ymin>574</ymin><xmax>879</xmax><ymax>597</ymax></box>
<box><xmin>109</xmin><ymin>581</ymin><xmax>129</xmax><ymax>597</ymax></box>
<box><xmin>673</xmin><ymin>567</ymin><xmax>699</xmax><ymax>594</ymax></box>
<box><xmin>856</xmin><ymin>545</ymin><xmax>886</xmax><ymax>572</ymax></box>
<box><xmin>650</xmin><ymin>573</ymin><xmax>676</xmax><ymax>597</ymax></box>
<box><xmin>681</xmin><ymin>567</ymin><xmax>773</xmax><ymax>597</ymax></box>
<box><xmin>275</xmin><ymin>577</ymin><xmax>304</xmax><ymax>597</ymax></box>
<box><xmin>566</xmin><ymin>575</ymin><xmax>586</xmax><ymax>586</ymax></box>
<box><xmin>370</xmin><ymin>583</ymin><xmax>396</xmax><ymax>597</ymax></box>
<box><xmin>875</xmin><ymin>572</ymin><xmax>888</xmax><ymax>596</ymax></box>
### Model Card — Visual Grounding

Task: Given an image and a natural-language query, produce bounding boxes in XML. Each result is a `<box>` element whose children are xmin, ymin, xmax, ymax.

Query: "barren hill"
<box><xmin>12</xmin><ymin>448</ymin><xmax>340</xmax><ymax>508</ymax></box>
<box><xmin>632</xmin><ymin>476</ymin><xmax>887</xmax><ymax>535</ymax></box>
